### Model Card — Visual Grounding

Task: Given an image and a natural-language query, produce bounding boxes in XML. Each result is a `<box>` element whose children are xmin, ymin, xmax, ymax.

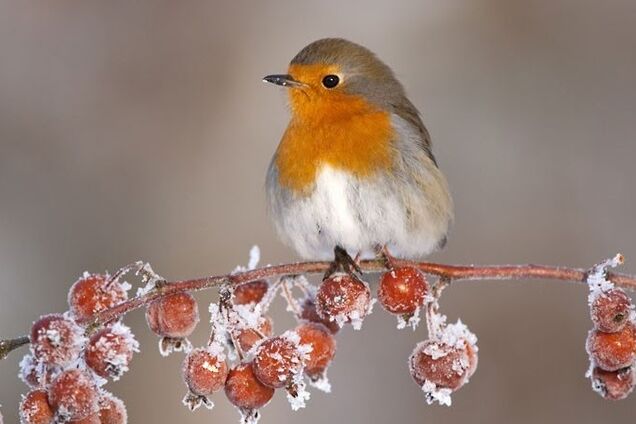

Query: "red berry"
<box><xmin>591</xmin><ymin>366</ymin><xmax>635</xmax><ymax>400</ymax></box>
<box><xmin>300</xmin><ymin>298</ymin><xmax>340</xmax><ymax>334</ymax></box>
<box><xmin>591</xmin><ymin>289</ymin><xmax>633</xmax><ymax>333</ymax></box>
<box><xmin>31</xmin><ymin>314</ymin><xmax>85</xmax><ymax>368</ymax></box>
<box><xmin>233</xmin><ymin>280</ymin><xmax>269</xmax><ymax>305</ymax></box>
<box><xmin>68</xmin><ymin>413</ymin><xmax>101</xmax><ymax>423</ymax></box>
<box><xmin>68</xmin><ymin>273</ymin><xmax>128</xmax><ymax>323</ymax></box>
<box><xmin>378</xmin><ymin>267</ymin><xmax>428</xmax><ymax>315</ymax></box>
<box><xmin>225</xmin><ymin>362</ymin><xmax>275</xmax><ymax>410</ymax></box>
<box><xmin>19</xmin><ymin>354</ymin><xmax>55</xmax><ymax>388</ymax></box>
<box><xmin>586</xmin><ymin>322</ymin><xmax>636</xmax><ymax>371</ymax></box>
<box><xmin>84</xmin><ymin>324</ymin><xmax>138</xmax><ymax>380</ymax></box>
<box><xmin>409</xmin><ymin>340</ymin><xmax>472</xmax><ymax>394</ymax></box>
<box><xmin>97</xmin><ymin>392</ymin><xmax>127</xmax><ymax>424</ymax></box>
<box><xmin>19</xmin><ymin>389</ymin><xmax>54</xmax><ymax>424</ymax></box>
<box><xmin>253</xmin><ymin>332</ymin><xmax>308</xmax><ymax>389</ymax></box>
<box><xmin>235</xmin><ymin>316</ymin><xmax>274</xmax><ymax>353</ymax></box>
<box><xmin>182</xmin><ymin>348</ymin><xmax>228</xmax><ymax>396</ymax></box>
<box><xmin>296</xmin><ymin>322</ymin><xmax>336</xmax><ymax>379</ymax></box>
<box><xmin>145</xmin><ymin>292</ymin><xmax>200</xmax><ymax>338</ymax></box>
<box><xmin>316</xmin><ymin>274</ymin><xmax>371</xmax><ymax>330</ymax></box>
<box><xmin>48</xmin><ymin>369</ymin><xmax>99</xmax><ymax>422</ymax></box>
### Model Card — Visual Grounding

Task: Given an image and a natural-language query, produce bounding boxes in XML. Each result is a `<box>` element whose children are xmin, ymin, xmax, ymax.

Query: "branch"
<box><xmin>2</xmin><ymin>255</ymin><xmax>635</xmax><ymax>360</ymax></box>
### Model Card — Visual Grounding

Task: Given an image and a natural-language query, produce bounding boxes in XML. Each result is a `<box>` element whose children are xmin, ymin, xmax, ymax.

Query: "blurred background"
<box><xmin>1</xmin><ymin>0</ymin><xmax>635</xmax><ymax>422</ymax></box>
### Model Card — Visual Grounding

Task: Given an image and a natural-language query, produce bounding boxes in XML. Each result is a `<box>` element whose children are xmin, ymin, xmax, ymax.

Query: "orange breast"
<box><xmin>275</xmin><ymin>93</ymin><xmax>394</xmax><ymax>194</ymax></box>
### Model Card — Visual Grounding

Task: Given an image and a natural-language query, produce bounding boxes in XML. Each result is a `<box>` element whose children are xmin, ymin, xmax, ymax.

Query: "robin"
<box><xmin>264</xmin><ymin>38</ymin><xmax>453</xmax><ymax>266</ymax></box>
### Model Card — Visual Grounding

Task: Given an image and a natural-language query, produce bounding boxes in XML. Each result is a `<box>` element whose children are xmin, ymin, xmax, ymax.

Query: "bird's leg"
<box><xmin>376</xmin><ymin>244</ymin><xmax>398</xmax><ymax>270</ymax></box>
<box><xmin>323</xmin><ymin>246</ymin><xmax>362</xmax><ymax>279</ymax></box>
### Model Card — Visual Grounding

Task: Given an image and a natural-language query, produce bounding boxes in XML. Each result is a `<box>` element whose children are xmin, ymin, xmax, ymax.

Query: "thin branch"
<box><xmin>2</xmin><ymin>255</ymin><xmax>635</xmax><ymax>361</ymax></box>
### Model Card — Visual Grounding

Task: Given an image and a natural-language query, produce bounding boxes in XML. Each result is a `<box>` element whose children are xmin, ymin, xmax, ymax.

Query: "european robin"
<box><xmin>264</xmin><ymin>38</ymin><xmax>453</xmax><ymax>262</ymax></box>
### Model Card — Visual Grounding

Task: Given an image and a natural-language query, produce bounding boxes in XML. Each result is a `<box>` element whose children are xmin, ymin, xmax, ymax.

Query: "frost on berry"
<box><xmin>235</xmin><ymin>316</ymin><xmax>274</xmax><ymax>354</ymax></box>
<box><xmin>181</xmin><ymin>346</ymin><xmax>228</xmax><ymax>411</ymax></box>
<box><xmin>97</xmin><ymin>392</ymin><xmax>127</xmax><ymax>424</ymax></box>
<box><xmin>586</xmin><ymin>254</ymin><xmax>624</xmax><ymax>305</ymax></box>
<box><xmin>19</xmin><ymin>354</ymin><xmax>56</xmax><ymax>388</ymax></box>
<box><xmin>378</xmin><ymin>267</ymin><xmax>428</xmax><ymax>330</ymax></box>
<box><xmin>84</xmin><ymin>323</ymin><xmax>139</xmax><ymax>380</ymax></box>
<box><xmin>19</xmin><ymin>389</ymin><xmax>54</xmax><ymax>424</ymax></box>
<box><xmin>253</xmin><ymin>331</ymin><xmax>310</xmax><ymax>389</ymax></box>
<box><xmin>68</xmin><ymin>273</ymin><xmax>129</xmax><ymax>323</ymax></box>
<box><xmin>316</xmin><ymin>273</ymin><xmax>372</xmax><ymax>330</ymax></box>
<box><xmin>590</xmin><ymin>366</ymin><xmax>635</xmax><ymax>400</ymax></box>
<box><xmin>233</xmin><ymin>280</ymin><xmax>269</xmax><ymax>306</ymax></box>
<box><xmin>409</xmin><ymin>321</ymin><xmax>478</xmax><ymax>406</ymax></box>
<box><xmin>145</xmin><ymin>292</ymin><xmax>199</xmax><ymax>356</ymax></box>
<box><xmin>590</xmin><ymin>288</ymin><xmax>634</xmax><ymax>333</ymax></box>
<box><xmin>300</xmin><ymin>298</ymin><xmax>340</xmax><ymax>334</ymax></box>
<box><xmin>31</xmin><ymin>314</ymin><xmax>86</xmax><ymax>368</ymax></box>
<box><xmin>296</xmin><ymin>322</ymin><xmax>336</xmax><ymax>391</ymax></box>
<box><xmin>225</xmin><ymin>362</ymin><xmax>275</xmax><ymax>423</ymax></box>
<box><xmin>48</xmin><ymin>369</ymin><xmax>99</xmax><ymax>422</ymax></box>
<box><xmin>586</xmin><ymin>322</ymin><xmax>636</xmax><ymax>371</ymax></box>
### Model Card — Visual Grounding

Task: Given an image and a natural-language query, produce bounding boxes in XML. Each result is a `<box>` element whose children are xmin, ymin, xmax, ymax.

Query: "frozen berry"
<box><xmin>316</xmin><ymin>274</ymin><xmax>371</xmax><ymax>330</ymax></box>
<box><xmin>253</xmin><ymin>332</ymin><xmax>308</xmax><ymax>389</ymax></box>
<box><xmin>296</xmin><ymin>322</ymin><xmax>336</xmax><ymax>379</ymax></box>
<box><xmin>68</xmin><ymin>273</ymin><xmax>128</xmax><ymax>323</ymax></box>
<box><xmin>145</xmin><ymin>292</ymin><xmax>199</xmax><ymax>338</ymax></box>
<box><xmin>97</xmin><ymin>392</ymin><xmax>127</xmax><ymax>424</ymax></box>
<box><xmin>68</xmin><ymin>413</ymin><xmax>101</xmax><ymax>423</ymax></box>
<box><xmin>378</xmin><ymin>267</ymin><xmax>428</xmax><ymax>315</ymax></box>
<box><xmin>225</xmin><ymin>362</ymin><xmax>275</xmax><ymax>410</ymax></box>
<box><xmin>235</xmin><ymin>316</ymin><xmax>273</xmax><ymax>353</ymax></box>
<box><xmin>591</xmin><ymin>366</ymin><xmax>635</xmax><ymax>400</ymax></box>
<box><xmin>31</xmin><ymin>314</ymin><xmax>85</xmax><ymax>368</ymax></box>
<box><xmin>591</xmin><ymin>289</ymin><xmax>633</xmax><ymax>333</ymax></box>
<box><xmin>84</xmin><ymin>323</ymin><xmax>138</xmax><ymax>380</ymax></box>
<box><xmin>19</xmin><ymin>354</ymin><xmax>56</xmax><ymax>388</ymax></box>
<box><xmin>48</xmin><ymin>369</ymin><xmax>99</xmax><ymax>422</ymax></box>
<box><xmin>300</xmin><ymin>298</ymin><xmax>340</xmax><ymax>334</ymax></box>
<box><xmin>19</xmin><ymin>389</ymin><xmax>54</xmax><ymax>424</ymax></box>
<box><xmin>586</xmin><ymin>322</ymin><xmax>636</xmax><ymax>371</ymax></box>
<box><xmin>409</xmin><ymin>340</ymin><xmax>472</xmax><ymax>391</ymax></box>
<box><xmin>182</xmin><ymin>347</ymin><xmax>228</xmax><ymax>410</ymax></box>
<box><xmin>233</xmin><ymin>280</ymin><xmax>269</xmax><ymax>305</ymax></box>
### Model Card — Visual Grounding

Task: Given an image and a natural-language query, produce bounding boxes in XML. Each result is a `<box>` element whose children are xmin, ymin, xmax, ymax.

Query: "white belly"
<box><xmin>269</xmin><ymin>165</ymin><xmax>443</xmax><ymax>260</ymax></box>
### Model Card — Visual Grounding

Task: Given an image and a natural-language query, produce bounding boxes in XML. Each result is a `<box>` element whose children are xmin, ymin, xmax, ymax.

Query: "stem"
<box><xmin>1</xmin><ymin>255</ymin><xmax>635</xmax><ymax>361</ymax></box>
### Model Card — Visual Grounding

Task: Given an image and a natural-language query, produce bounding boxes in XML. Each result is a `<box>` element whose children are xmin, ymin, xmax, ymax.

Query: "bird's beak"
<box><xmin>262</xmin><ymin>74</ymin><xmax>303</xmax><ymax>88</ymax></box>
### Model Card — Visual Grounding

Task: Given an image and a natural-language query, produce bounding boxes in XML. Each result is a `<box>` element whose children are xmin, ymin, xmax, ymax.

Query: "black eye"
<box><xmin>322</xmin><ymin>74</ymin><xmax>340</xmax><ymax>89</ymax></box>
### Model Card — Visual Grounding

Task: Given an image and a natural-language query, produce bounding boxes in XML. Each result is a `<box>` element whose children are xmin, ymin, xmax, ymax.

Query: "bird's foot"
<box><xmin>323</xmin><ymin>246</ymin><xmax>362</xmax><ymax>279</ymax></box>
<box><xmin>376</xmin><ymin>245</ymin><xmax>399</xmax><ymax>270</ymax></box>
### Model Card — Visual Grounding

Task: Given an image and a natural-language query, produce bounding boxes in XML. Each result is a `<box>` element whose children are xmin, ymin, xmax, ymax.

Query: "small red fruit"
<box><xmin>68</xmin><ymin>273</ymin><xmax>128</xmax><ymax>323</ymax></box>
<box><xmin>409</xmin><ymin>340</ymin><xmax>472</xmax><ymax>393</ymax></box>
<box><xmin>84</xmin><ymin>324</ymin><xmax>138</xmax><ymax>380</ymax></box>
<box><xmin>378</xmin><ymin>267</ymin><xmax>428</xmax><ymax>315</ymax></box>
<box><xmin>296</xmin><ymin>322</ymin><xmax>336</xmax><ymax>379</ymax></box>
<box><xmin>591</xmin><ymin>366</ymin><xmax>635</xmax><ymax>400</ymax></box>
<box><xmin>590</xmin><ymin>289</ymin><xmax>633</xmax><ymax>333</ymax></box>
<box><xmin>300</xmin><ymin>298</ymin><xmax>340</xmax><ymax>334</ymax></box>
<box><xmin>586</xmin><ymin>322</ymin><xmax>636</xmax><ymax>371</ymax></box>
<box><xmin>19</xmin><ymin>389</ymin><xmax>54</xmax><ymax>424</ymax></box>
<box><xmin>225</xmin><ymin>362</ymin><xmax>275</xmax><ymax>410</ymax></box>
<box><xmin>182</xmin><ymin>348</ymin><xmax>228</xmax><ymax>396</ymax></box>
<box><xmin>233</xmin><ymin>280</ymin><xmax>269</xmax><ymax>305</ymax></box>
<box><xmin>97</xmin><ymin>392</ymin><xmax>127</xmax><ymax>424</ymax></box>
<box><xmin>31</xmin><ymin>314</ymin><xmax>85</xmax><ymax>368</ymax></box>
<box><xmin>253</xmin><ymin>332</ymin><xmax>308</xmax><ymax>389</ymax></box>
<box><xmin>235</xmin><ymin>316</ymin><xmax>274</xmax><ymax>353</ymax></box>
<box><xmin>48</xmin><ymin>369</ymin><xmax>99</xmax><ymax>422</ymax></box>
<box><xmin>316</xmin><ymin>274</ymin><xmax>371</xmax><ymax>330</ymax></box>
<box><xmin>68</xmin><ymin>413</ymin><xmax>101</xmax><ymax>423</ymax></box>
<box><xmin>145</xmin><ymin>292</ymin><xmax>200</xmax><ymax>338</ymax></box>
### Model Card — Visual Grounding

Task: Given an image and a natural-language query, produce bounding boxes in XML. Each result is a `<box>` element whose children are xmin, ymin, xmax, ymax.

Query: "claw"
<box><xmin>323</xmin><ymin>246</ymin><xmax>362</xmax><ymax>279</ymax></box>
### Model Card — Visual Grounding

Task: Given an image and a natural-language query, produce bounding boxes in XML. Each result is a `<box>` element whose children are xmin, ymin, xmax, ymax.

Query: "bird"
<box><xmin>264</xmin><ymin>38</ymin><xmax>453</xmax><ymax>266</ymax></box>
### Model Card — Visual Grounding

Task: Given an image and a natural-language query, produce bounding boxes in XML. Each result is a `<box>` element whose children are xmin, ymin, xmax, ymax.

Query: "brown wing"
<box><xmin>390</xmin><ymin>98</ymin><xmax>438</xmax><ymax>167</ymax></box>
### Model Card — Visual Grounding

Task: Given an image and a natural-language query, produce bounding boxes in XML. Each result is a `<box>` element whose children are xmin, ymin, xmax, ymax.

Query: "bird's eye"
<box><xmin>321</xmin><ymin>74</ymin><xmax>340</xmax><ymax>89</ymax></box>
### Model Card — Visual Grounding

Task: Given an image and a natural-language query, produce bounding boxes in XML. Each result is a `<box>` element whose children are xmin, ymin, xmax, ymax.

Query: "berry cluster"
<box><xmin>585</xmin><ymin>256</ymin><xmax>636</xmax><ymax>400</ymax></box>
<box><xmin>18</xmin><ymin>272</ymin><xmax>136</xmax><ymax>423</ymax></box>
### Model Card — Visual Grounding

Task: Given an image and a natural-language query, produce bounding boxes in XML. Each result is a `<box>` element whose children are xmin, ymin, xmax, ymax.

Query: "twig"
<box><xmin>0</xmin><ymin>336</ymin><xmax>30</xmax><ymax>360</ymax></box>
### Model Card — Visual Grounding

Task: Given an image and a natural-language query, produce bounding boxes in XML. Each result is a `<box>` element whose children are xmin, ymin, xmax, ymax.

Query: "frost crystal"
<box><xmin>248</xmin><ymin>245</ymin><xmax>261</xmax><ymax>270</ymax></box>
<box><xmin>587</xmin><ymin>254</ymin><xmax>624</xmax><ymax>305</ymax></box>
<box><xmin>396</xmin><ymin>308</ymin><xmax>421</xmax><ymax>331</ymax></box>
<box><xmin>309</xmin><ymin>374</ymin><xmax>332</xmax><ymax>393</ymax></box>
<box><xmin>422</xmin><ymin>380</ymin><xmax>453</xmax><ymax>406</ymax></box>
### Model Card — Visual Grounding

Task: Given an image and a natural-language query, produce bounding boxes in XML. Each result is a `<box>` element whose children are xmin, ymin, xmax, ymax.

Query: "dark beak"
<box><xmin>263</xmin><ymin>74</ymin><xmax>303</xmax><ymax>88</ymax></box>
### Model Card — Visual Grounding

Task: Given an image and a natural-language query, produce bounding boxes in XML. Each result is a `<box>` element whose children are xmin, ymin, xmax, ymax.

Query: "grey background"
<box><xmin>1</xmin><ymin>1</ymin><xmax>635</xmax><ymax>423</ymax></box>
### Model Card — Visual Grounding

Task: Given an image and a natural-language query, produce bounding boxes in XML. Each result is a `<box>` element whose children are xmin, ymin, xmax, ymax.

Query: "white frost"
<box><xmin>422</xmin><ymin>380</ymin><xmax>453</xmax><ymax>406</ymax></box>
